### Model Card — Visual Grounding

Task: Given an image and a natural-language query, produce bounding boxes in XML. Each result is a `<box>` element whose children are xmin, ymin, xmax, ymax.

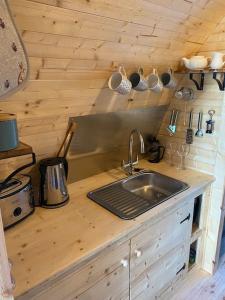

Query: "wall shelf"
<box><xmin>0</xmin><ymin>142</ymin><xmax>33</xmax><ymax>160</ymax></box>
<box><xmin>191</xmin><ymin>224</ymin><xmax>202</xmax><ymax>244</ymax></box>
<box><xmin>189</xmin><ymin>240</ymin><xmax>198</xmax><ymax>271</ymax></box>
<box><xmin>175</xmin><ymin>69</ymin><xmax>225</xmax><ymax>91</ymax></box>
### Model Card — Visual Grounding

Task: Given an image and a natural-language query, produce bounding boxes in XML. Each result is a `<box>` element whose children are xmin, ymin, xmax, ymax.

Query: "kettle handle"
<box><xmin>159</xmin><ymin>146</ymin><xmax>165</xmax><ymax>161</ymax></box>
<box><xmin>63</xmin><ymin>159</ymin><xmax>68</xmax><ymax>179</ymax></box>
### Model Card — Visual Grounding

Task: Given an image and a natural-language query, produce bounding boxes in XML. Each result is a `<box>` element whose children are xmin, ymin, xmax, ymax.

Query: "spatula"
<box><xmin>57</xmin><ymin>121</ymin><xmax>77</xmax><ymax>158</ymax></box>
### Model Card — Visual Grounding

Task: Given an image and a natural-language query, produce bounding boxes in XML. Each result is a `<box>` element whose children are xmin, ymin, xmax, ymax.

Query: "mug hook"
<box><xmin>119</xmin><ymin>65</ymin><xmax>126</xmax><ymax>77</ymax></box>
<box><xmin>138</xmin><ymin>67</ymin><xmax>144</xmax><ymax>75</ymax></box>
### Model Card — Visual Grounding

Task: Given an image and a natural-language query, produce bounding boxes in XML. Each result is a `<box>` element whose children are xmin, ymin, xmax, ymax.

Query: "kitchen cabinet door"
<box><xmin>18</xmin><ymin>239</ymin><xmax>130</xmax><ymax>300</ymax></box>
<box><xmin>130</xmin><ymin>200</ymin><xmax>193</xmax><ymax>299</ymax></box>
<box><xmin>0</xmin><ymin>210</ymin><xmax>14</xmax><ymax>300</ymax></box>
<box><xmin>131</xmin><ymin>243</ymin><xmax>188</xmax><ymax>300</ymax></box>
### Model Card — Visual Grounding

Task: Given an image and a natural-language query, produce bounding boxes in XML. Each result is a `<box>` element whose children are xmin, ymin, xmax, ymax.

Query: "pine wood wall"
<box><xmin>158</xmin><ymin>14</ymin><xmax>225</xmax><ymax>274</ymax></box>
<box><xmin>198</xmin><ymin>15</ymin><xmax>225</xmax><ymax>274</ymax></box>
<box><xmin>0</xmin><ymin>0</ymin><xmax>224</xmax><ymax>172</ymax></box>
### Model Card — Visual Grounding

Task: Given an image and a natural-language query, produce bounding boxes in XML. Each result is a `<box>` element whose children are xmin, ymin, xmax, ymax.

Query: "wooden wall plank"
<box><xmin>158</xmin><ymin>14</ymin><xmax>225</xmax><ymax>275</ymax></box>
<box><xmin>0</xmin><ymin>0</ymin><xmax>224</xmax><ymax>186</ymax></box>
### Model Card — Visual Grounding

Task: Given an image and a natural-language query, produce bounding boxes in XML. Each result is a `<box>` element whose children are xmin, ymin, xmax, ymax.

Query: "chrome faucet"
<box><xmin>122</xmin><ymin>129</ymin><xmax>145</xmax><ymax>175</ymax></box>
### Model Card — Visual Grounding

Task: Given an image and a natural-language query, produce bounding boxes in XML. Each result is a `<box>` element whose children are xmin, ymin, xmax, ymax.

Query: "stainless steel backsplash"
<box><xmin>68</xmin><ymin>106</ymin><xmax>168</xmax><ymax>182</ymax></box>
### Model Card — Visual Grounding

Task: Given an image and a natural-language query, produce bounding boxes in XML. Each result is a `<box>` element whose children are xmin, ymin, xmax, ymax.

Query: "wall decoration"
<box><xmin>0</xmin><ymin>0</ymin><xmax>29</xmax><ymax>99</ymax></box>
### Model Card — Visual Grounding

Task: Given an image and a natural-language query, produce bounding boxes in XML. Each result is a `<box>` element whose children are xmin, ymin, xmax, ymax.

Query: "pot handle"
<box><xmin>159</xmin><ymin>146</ymin><xmax>165</xmax><ymax>161</ymax></box>
<box><xmin>0</xmin><ymin>152</ymin><xmax>36</xmax><ymax>191</ymax></box>
<box><xmin>62</xmin><ymin>158</ymin><xmax>69</xmax><ymax>179</ymax></box>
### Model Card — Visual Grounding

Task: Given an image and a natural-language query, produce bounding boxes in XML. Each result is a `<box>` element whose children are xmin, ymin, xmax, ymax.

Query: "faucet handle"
<box><xmin>121</xmin><ymin>160</ymin><xmax>132</xmax><ymax>175</ymax></box>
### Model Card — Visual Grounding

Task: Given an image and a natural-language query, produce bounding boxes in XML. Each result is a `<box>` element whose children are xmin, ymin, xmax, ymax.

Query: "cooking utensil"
<box><xmin>57</xmin><ymin>122</ymin><xmax>77</xmax><ymax>158</ymax></box>
<box><xmin>171</xmin><ymin>110</ymin><xmax>179</xmax><ymax>135</ymax></box>
<box><xmin>175</xmin><ymin>87</ymin><xmax>194</xmax><ymax>101</ymax></box>
<box><xmin>186</xmin><ymin>110</ymin><xmax>193</xmax><ymax>144</ymax></box>
<box><xmin>167</xmin><ymin>110</ymin><xmax>175</xmax><ymax>135</ymax></box>
<box><xmin>206</xmin><ymin>110</ymin><xmax>215</xmax><ymax>134</ymax></box>
<box><xmin>195</xmin><ymin>112</ymin><xmax>204</xmax><ymax>137</ymax></box>
<box><xmin>167</xmin><ymin>110</ymin><xmax>179</xmax><ymax>136</ymax></box>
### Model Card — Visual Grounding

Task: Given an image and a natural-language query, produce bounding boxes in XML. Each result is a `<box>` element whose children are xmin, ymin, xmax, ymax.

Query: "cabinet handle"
<box><xmin>134</xmin><ymin>249</ymin><xmax>142</xmax><ymax>258</ymax></box>
<box><xmin>180</xmin><ymin>213</ymin><xmax>191</xmax><ymax>224</ymax></box>
<box><xmin>120</xmin><ymin>259</ymin><xmax>128</xmax><ymax>268</ymax></box>
<box><xmin>176</xmin><ymin>263</ymin><xmax>186</xmax><ymax>275</ymax></box>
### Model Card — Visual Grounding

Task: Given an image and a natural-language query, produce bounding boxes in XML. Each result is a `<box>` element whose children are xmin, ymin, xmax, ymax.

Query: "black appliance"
<box><xmin>148</xmin><ymin>137</ymin><xmax>165</xmax><ymax>163</ymax></box>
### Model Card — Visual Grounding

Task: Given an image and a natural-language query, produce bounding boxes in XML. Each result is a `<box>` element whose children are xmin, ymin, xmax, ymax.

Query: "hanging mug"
<box><xmin>147</xmin><ymin>68</ymin><xmax>163</xmax><ymax>93</ymax></box>
<box><xmin>129</xmin><ymin>67</ymin><xmax>148</xmax><ymax>91</ymax></box>
<box><xmin>161</xmin><ymin>68</ymin><xmax>177</xmax><ymax>89</ymax></box>
<box><xmin>108</xmin><ymin>66</ymin><xmax>132</xmax><ymax>95</ymax></box>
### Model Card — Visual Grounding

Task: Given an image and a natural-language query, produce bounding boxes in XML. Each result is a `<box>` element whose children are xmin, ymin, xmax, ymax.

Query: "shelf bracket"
<box><xmin>189</xmin><ymin>73</ymin><xmax>205</xmax><ymax>90</ymax></box>
<box><xmin>212</xmin><ymin>72</ymin><xmax>225</xmax><ymax>91</ymax></box>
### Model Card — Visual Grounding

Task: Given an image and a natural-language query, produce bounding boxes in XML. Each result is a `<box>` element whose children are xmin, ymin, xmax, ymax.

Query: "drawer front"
<box><xmin>74</xmin><ymin>273</ymin><xmax>129</xmax><ymax>300</ymax></box>
<box><xmin>130</xmin><ymin>200</ymin><xmax>193</xmax><ymax>282</ymax></box>
<box><xmin>131</xmin><ymin>243</ymin><xmax>188</xmax><ymax>300</ymax></box>
<box><xmin>18</xmin><ymin>240</ymin><xmax>130</xmax><ymax>300</ymax></box>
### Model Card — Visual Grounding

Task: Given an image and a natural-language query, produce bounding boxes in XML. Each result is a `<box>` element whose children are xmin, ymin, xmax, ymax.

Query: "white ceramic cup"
<box><xmin>129</xmin><ymin>67</ymin><xmax>148</xmax><ymax>91</ymax></box>
<box><xmin>147</xmin><ymin>69</ymin><xmax>163</xmax><ymax>93</ymax></box>
<box><xmin>161</xmin><ymin>68</ymin><xmax>177</xmax><ymax>89</ymax></box>
<box><xmin>108</xmin><ymin>66</ymin><xmax>132</xmax><ymax>95</ymax></box>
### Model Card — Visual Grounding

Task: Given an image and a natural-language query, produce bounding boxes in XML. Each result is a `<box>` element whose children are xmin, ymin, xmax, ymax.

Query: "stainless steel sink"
<box><xmin>88</xmin><ymin>171</ymin><xmax>189</xmax><ymax>220</ymax></box>
<box><xmin>122</xmin><ymin>172</ymin><xmax>188</xmax><ymax>204</ymax></box>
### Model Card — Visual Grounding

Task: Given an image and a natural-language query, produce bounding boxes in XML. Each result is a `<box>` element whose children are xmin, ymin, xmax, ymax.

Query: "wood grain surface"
<box><xmin>4</xmin><ymin>160</ymin><xmax>214</xmax><ymax>298</ymax></box>
<box><xmin>0</xmin><ymin>0</ymin><xmax>225</xmax><ymax>178</ymax></box>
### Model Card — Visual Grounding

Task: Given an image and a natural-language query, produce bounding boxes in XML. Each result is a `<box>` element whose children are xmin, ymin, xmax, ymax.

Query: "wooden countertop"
<box><xmin>5</xmin><ymin>161</ymin><xmax>214</xmax><ymax>298</ymax></box>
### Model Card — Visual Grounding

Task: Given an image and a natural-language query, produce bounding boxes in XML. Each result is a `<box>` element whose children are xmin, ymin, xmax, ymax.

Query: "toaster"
<box><xmin>0</xmin><ymin>174</ymin><xmax>34</xmax><ymax>229</ymax></box>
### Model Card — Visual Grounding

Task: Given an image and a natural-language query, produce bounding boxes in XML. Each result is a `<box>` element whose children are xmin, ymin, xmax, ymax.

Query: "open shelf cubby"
<box><xmin>188</xmin><ymin>195</ymin><xmax>203</xmax><ymax>272</ymax></box>
<box><xmin>0</xmin><ymin>142</ymin><xmax>33</xmax><ymax>160</ymax></box>
<box><xmin>191</xmin><ymin>195</ymin><xmax>203</xmax><ymax>243</ymax></box>
<box><xmin>189</xmin><ymin>240</ymin><xmax>198</xmax><ymax>271</ymax></box>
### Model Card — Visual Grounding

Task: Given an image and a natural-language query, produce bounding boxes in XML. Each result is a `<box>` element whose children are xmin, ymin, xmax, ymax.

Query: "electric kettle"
<box><xmin>39</xmin><ymin>122</ymin><xmax>77</xmax><ymax>208</ymax></box>
<box><xmin>39</xmin><ymin>157</ymin><xmax>69</xmax><ymax>208</ymax></box>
